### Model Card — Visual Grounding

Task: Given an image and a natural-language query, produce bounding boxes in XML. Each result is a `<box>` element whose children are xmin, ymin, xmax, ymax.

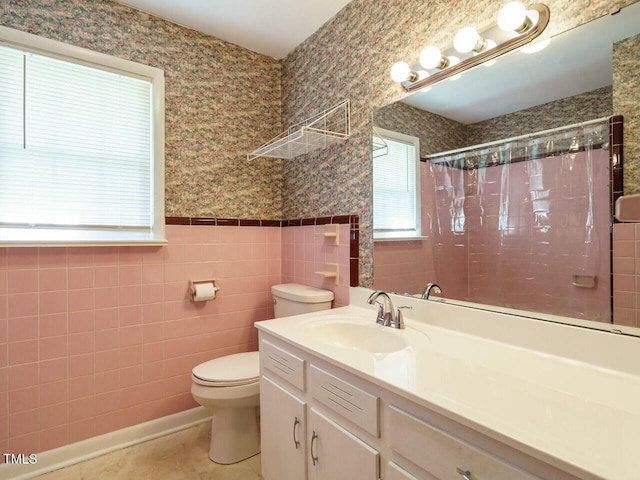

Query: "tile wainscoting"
<box><xmin>613</xmin><ymin>223</ymin><xmax>640</xmax><ymax>327</ymax></box>
<box><xmin>0</xmin><ymin>215</ymin><xmax>358</xmax><ymax>456</ymax></box>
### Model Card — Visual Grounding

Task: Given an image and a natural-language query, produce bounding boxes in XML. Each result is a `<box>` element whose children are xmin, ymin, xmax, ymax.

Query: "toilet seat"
<box><xmin>192</xmin><ymin>351</ymin><xmax>259</xmax><ymax>387</ymax></box>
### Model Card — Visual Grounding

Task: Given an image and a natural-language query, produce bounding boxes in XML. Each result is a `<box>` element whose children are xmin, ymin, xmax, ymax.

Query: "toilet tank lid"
<box><xmin>192</xmin><ymin>351</ymin><xmax>259</xmax><ymax>383</ymax></box>
<box><xmin>271</xmin><ymin>283</ymin><xmax>334</xmax><ymax>303</ymax></box>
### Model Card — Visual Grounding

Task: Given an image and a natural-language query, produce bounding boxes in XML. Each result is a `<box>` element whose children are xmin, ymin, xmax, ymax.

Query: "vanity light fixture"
<box><xmin>391</xmin><ymin>2</ymin><xmax>550</xmax><ymax>93</ymax></box>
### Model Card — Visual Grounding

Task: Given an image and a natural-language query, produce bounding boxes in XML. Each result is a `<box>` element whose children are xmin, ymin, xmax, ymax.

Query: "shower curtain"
<box><xmin>424</xmin><ymin>120</ymin><xmax>611</xmax><ymax>322</ymax></box>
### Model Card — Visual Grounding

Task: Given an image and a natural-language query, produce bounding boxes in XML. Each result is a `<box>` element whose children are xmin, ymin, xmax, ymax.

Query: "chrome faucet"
<box><xmin>367</xmin><ymin>291</ymin><xmax>396</xmax><ymax>326</ymax></box>
<box><xmin>366</xmin><ymin>291</ymin><xmax>407</xmax><ymax>329</ymax></box>
<box><xmin>421</xmin><ymin>282</ymin><xmax>442</xmax><ymax>300</ymax></box>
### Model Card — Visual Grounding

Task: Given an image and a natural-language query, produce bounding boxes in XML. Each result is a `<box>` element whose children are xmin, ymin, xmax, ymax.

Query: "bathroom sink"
<box><xmin>308</xmin><ymin>319</ymin><xmax>408</xmax><ymax>353</ymax></box>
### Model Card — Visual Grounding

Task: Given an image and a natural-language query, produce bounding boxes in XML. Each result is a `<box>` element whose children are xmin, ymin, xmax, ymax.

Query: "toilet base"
<box><xmin>209</xmin><ymin>406</ymin><xmax>261</xmax><ymax>464</ymax></box>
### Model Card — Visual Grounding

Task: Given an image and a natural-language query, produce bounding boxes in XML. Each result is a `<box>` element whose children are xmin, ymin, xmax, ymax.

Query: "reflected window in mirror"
<box><xmin>372</xmin><ymin>128</ymin><xmax>421</xmax><ymax>240</ymax></box>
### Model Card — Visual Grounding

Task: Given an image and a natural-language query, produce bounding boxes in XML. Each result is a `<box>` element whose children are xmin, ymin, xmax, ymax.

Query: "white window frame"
<box><xmin>0</xmin><ymin>26</ymin><xmax>166</xmax><ymax>246</ymax></box>
<box><xmin>372</xmin><ymin>127</ymin><xmax>422</xmax><ymax>240</ymax></box>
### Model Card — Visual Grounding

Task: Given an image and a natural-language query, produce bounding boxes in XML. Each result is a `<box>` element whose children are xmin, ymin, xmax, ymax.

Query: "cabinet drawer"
<box><xmin>389</xmin><ymin>461</ymin><xmax>433</xmax><ymax>480</ymax></box>
<box><xmin>389</xmin><ymin>406</ymin><xmax>540</xmax><ymax>480</ymax></box>
<box><xmin>309</xmin><ymin>365</ymin><xmax>379</xmax><ymax>437</ymax></box>
<box><xmin>261</xmin><ymin>339</ymin><xmax>305</xmax><ymax>391</ymax></box>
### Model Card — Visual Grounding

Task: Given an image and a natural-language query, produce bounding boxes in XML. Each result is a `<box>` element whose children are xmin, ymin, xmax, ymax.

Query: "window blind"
<box><xmin>373</xmin><ymin>133</ymin><xmax>419</xmax><ymax>236</ymax></box>
<box><xmin>0</xmin><ymin>44</ymin><xmax>152</xmax><ymax>232</ymax></box>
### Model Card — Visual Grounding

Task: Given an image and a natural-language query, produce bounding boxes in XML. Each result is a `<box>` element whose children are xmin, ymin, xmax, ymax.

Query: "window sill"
<box><xmin>373</xmin><ymin>236</ymin><xmax>429</xmax><ymax>243</ymax></box>
<box><xmin>0</xmin><ymin>227</ymin><xmax>167</xmax><ymax>247</ymax></box>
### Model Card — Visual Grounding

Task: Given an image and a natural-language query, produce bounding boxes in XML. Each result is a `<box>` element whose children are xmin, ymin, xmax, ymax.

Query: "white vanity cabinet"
<box><xmin>260</xmin><ymin>338</ymin><xmax>380</xmax><ymax>480</ymax></box>
<box><xmin>258</xmin><ymin>332</ymin><xmax>583</xmax><ymax>480</ymax></box>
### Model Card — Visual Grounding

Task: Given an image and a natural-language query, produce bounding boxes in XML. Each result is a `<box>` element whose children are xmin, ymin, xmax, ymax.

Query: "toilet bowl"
<box><xmin>191</xmin><ymin>351</ymin><xmax>260</xmax><ymax>464</ymax></box>
<box><xmin>191</xmin><ymin>283</ymin><xmax>334</xmax><ymax>464</ymax></box>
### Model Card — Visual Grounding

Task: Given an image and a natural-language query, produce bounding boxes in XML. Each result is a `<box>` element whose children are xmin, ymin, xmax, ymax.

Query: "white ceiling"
<box><xmin>115</xmin><ymin>1</ymin><xmax>640</xmax><ymax>121</ymax></box>
<box><xmin>116</xmin><ymin>0</ymin><xmax>353</xmax><ymax>59</ymax></box>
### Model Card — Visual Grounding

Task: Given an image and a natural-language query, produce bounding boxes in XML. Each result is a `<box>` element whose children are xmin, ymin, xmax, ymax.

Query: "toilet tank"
<box><xmin>271</xmin><ymin>283</ymin><xmax>334</xmax><ymax>318</ymax></box>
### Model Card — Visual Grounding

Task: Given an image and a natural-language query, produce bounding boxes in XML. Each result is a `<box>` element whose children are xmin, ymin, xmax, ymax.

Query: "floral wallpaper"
<box><xmin>373</xmin><ymin>87</ymin><xmax>612</xmax><ymax>160</ymax></box>
<box><xmin>281</xmin><ymin>0</ymin><xmax>638</xmax><ymax>286</ymax></box>
<box><xmin>373</xmin><ymin>102</ymin><xmax>468</xmax><ymax>157</ymax></box>
<box><xmin>614</xmin><ymin>32</ymin><xmax>640</xmax><ymax>195</ymax></box>
<box><xmin>0</xmin><ymin>0</ymin><xmax>284</xmax><ymax>220</ymax></box>
<box><xmin>467</xmin><ymin>86</ymin><xmax>612</xmax><ymax>144</ymax></box>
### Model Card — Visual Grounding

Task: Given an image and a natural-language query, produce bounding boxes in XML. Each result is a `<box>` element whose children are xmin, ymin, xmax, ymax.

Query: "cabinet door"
<box><xmin>260</xmin><ymin>375</ymin><xmax>307</xmax><ymax>480</ymax></box>
<box><xmin>308</xmin><ymin>407</ymin><xmax>379</xmax><ymax>480</ymax></box>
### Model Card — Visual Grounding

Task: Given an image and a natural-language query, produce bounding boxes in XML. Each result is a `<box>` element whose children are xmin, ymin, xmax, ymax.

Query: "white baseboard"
<box><xmin>0</xmin><ymin>407</ymin><xmax>211</xmax><ymax>480</ymax></box>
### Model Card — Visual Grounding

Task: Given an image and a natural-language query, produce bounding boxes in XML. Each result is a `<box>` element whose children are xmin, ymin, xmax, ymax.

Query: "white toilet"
<box><xmin>190</xmin><ymin>283</ymin><xmax>334</xmax><ymax>464</ymax></box>
<box><xmin>271</xmin><ymin>283</ymin><xmax>334</xmax><ymax>317</ymax></box>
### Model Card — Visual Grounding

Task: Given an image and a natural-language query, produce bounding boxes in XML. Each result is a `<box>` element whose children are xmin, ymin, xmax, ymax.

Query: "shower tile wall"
<box><xmin>373</xmin><ymin>240</ymin><xmax>436</xmax><ymax>295</ymax></box>
<box><xmin>374</xmin><ymin>88</ymin><xmax>614</xmax><ymax>307</ymax></box>
<box><xmin>418</xmin><ymin>150</ymin><xmax>611</xmax><ymax>322</ymax></box>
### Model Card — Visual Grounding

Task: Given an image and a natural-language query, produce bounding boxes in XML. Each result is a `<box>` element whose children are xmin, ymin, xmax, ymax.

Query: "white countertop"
<box><xmin>255</xmin><ymin>291</ymin><xmax>640</xmax><ymax>480</ymax></box>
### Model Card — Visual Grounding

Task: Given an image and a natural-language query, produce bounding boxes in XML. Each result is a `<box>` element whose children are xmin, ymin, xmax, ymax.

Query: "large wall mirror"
<box><xmin>372</xmin><ymin>1</ymin><xmax>640</xmax><ymax>333</ymax></box>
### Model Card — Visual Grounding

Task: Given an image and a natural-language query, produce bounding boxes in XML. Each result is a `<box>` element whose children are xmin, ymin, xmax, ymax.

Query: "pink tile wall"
<box><xmin>0</xmin><ymin>224</ymin><xmax>281</xmax><ymax>455</ymax></box>
<box><xmin>463</xmin><ymin>152</ymin><xmax>611</xmax><ymax>322</ymax></box>
<box><xmin>281</xmin><ymin>224</ymin><xmax>351</xmax><ymax>307</ymax></box>
<box><xmin>613</xmin><ymin>223</ymin><xmax>640</xmax><ymax>326</ymax></box>
<box><xmin>373</xmin><ymin>240</ymin><xmax>435</xmax><ymax>295</ymax></box>
<box><xmin>382</xmin><ymin>150</ymin><xmax>612</xmax><ymax>321</ymax></box>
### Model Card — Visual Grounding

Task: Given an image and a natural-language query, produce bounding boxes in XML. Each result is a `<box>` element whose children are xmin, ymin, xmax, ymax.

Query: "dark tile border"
<box><xmin>166</xmin><ymin>217</ymin><xmax>283</xmax><ymax>227</ymax></box>
<box><xmin>610</xmin><ymin>115</ymin><xmax>623</xmax><ymax>324</ymax></box>
<box><xmin>165</xmin><ymin>214</ymin><xmax>360</xmax><ymax>287</ymax></box>
<box><xmin>610</xmin><ymin>115</ymin><xmax>624</xmax><ymax>221</ymax></box>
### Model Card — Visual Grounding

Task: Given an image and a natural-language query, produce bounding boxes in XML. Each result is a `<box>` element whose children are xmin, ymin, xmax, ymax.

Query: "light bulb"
<box><xmin>497</xmin><ymin>1</ymin><xmax>528</xmax><ymax>32</ymax></box>
<box><xmin>390</xmin><ymin>61</ymin><xmax>412</xmax><ymax>83</ymax></box>
<box><xmin>454</xmin><ymin>27</ymin><xmax>484</xmax><ymax>54</ymax></box>
<box><xmin>420</xmin><ymin>45</ymin><xmax>447</xmax><ymax>70</ymax></box>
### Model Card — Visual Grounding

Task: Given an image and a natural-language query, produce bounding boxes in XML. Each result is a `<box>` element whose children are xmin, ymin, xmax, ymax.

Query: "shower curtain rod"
<box><xmin>425</xmin><ymin>115</ymin><xmax>610</xmax><ymax>161</ymax></box>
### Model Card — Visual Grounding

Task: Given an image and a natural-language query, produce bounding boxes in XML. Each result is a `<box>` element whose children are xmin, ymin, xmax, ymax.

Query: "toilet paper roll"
<box><xmin>192</xmin><ymin>282</ymin><xmax>216</xmax><ymax>302</ymax></box>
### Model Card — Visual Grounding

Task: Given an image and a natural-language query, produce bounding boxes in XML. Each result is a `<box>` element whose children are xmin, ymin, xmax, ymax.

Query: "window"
<box><xmin>372</xmin><ymin>128</ymin><xmax>421</xmax><ymax>239</ymax></box>
<box><xmin>0</xmin><ymin>26</ymin><xmax>165</xmax><ymax>245</ymax></box>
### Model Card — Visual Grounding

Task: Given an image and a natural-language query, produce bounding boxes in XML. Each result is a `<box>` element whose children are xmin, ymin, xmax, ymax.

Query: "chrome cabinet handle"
<box><xmin>456</xmin><ymin>467</ymin><xmax>472</xmax><ymax>480</ymax></box>
<box><xmin>292</xmin><ymin>417</ymin><xmax>300</xmax><ymax>449</ymax></box>
<box><xmin>310</xmin><ymin>430</ymin><xmax>319</xmax><ymax>466</ymax></box>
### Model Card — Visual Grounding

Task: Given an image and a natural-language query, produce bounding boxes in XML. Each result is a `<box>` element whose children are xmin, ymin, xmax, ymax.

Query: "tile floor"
<box><xmin>35</xmin><ymin>423</ymin><xmax>262</xmax><ymax>480</ymax></box>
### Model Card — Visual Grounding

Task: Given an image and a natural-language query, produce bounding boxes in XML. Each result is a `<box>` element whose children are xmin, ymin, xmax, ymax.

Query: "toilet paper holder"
<box><xmin>190</xmin><ymin>279</ymin><xmax>219</xmax><ymax>301</ymax></box>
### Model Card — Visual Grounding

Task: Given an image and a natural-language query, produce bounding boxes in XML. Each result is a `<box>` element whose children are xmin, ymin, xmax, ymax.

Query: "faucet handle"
<box><xmin>393</xmin><ymin>306</ymin><xmax>412</xmax><ymax>329</ymax></box>
<box><xmin>375</xmin><ymin>303</ymin><xmax>386</xmax><ymax>325</ymax></box>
